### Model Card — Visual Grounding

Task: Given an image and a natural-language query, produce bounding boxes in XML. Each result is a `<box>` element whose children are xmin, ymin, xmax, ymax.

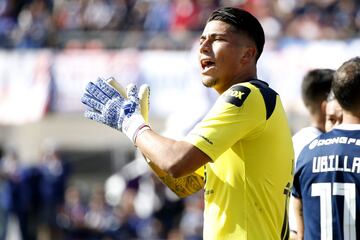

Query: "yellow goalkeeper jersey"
<box><xmin>185</xmin><ymin>80</ymin><xmax>294</xmax><ymax>240</ymax></box>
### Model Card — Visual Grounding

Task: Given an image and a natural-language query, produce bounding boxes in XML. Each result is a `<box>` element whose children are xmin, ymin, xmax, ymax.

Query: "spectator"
<box><xmin>13</xmin><ymin>0</ymin><xmax>54</xmax><ymax>48</ymax></box>
<box><xmin>38</xmin><ymin>141</ymin><xmax>71</xmax><ymax>240</ymax></box>
<box><xmin>83</xmin><ymin>185</ymin><xmax>118</xmax><ymax>239</ymax></box>
<box><xmin>0</xmin><ymin>0</ymin><xmax>18</xmax><ymax>48</ymax></box>
<box><xmin>115</xmin><ymin>187</ymin><xmax>144</xmax><ymax>239</ymax></box>
<box><xmin>170</xmin><ymin>0</ymin><xmax>201</xmax><ymax>31</ymax></box>
<box><xmin>179</xmin><ymin>193</ymin><xmax>203</xmax><ymax>240</ymax></box>
<box><xmin>143</xmin><ymin>0</ymin><xmax>171</xmax><ymax>33</ymax></box>
<box><xmin>57</xmin><ymin>185</ymin><xmax>87</xmax><ymax>239</ymax></box>
<box><xmin>82</xmin><ymin>0</ymin><xmax>115</xmax><ymax>30</ymax></box>
<box><xmin>0</xmin><ymin>147</ymin><xmax>33</xmax><ymax>240</ymax></box>
<box><xmin>1</xmin><ymin>0</ymin><xmax>360</xmax><ymax>49</ymax></box>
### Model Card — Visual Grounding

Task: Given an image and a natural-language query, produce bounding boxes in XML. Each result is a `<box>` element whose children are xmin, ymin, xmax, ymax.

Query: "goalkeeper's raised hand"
<box><xmin>81</xmin><ymin>78</ymin><xmax>150</xmax><ymax>143</ymax></box>
<box><xmin>106</xmin><ymin>78</ymin><xmax>150</xmax><ymax>123</ymax></box>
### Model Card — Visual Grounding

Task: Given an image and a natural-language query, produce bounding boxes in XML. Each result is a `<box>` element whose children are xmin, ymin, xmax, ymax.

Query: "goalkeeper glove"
<box><xmin>106</xmin><ymin>78</ymin><xmax>153</xmax><ymax>164</ymax></box>
<box><xmin>81</xmin><ymin>78</ymin><xmax>150</xmax><ymax>144</ymax></box>
<box><xmin>106</xmin><ymin>77</ymin><xmax>150</xmax><ymax>123</ymax></box>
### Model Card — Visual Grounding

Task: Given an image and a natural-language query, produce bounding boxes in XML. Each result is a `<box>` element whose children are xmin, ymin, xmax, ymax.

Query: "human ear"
<box><xmin>320</xmin><ymin>100</ymin><xmax>327</xmax><ymax>116</ymax></box>
<box><xmin>241</xmin><ymin>46</ymin><xmax>257</xmax><ymax>63</ymax></box>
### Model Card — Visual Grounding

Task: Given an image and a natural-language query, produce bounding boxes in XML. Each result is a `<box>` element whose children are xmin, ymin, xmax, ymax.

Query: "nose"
<box><xmin>199</xmin><ymin>38</ymin><xmax>211</xmax><ymax>54</ymax></box>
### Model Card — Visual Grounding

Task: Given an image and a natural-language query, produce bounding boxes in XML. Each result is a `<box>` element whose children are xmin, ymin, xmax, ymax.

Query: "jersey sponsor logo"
<box><xmin>223</xmin><ymin>85</ymin><xmax>251</xmax><ymax>107</ymax></box>
<box><xmin>309</xmin><ymin>136</ymin><xmax>360</xmax><ymax>150</ymax></box>
<box><xmin>312</xmin><ymin>155</ymin><xmax>360</xmax><ymax>173</ymax></box>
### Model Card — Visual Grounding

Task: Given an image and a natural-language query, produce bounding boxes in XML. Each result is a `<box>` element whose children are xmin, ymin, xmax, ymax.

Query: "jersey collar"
<box><xmin>334</xmin><ymin>124</ymin><xmax>360</xmax><ymax>130</ymax></box>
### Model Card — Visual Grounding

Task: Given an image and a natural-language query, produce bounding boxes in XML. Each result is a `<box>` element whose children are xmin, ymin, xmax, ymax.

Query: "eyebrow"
<box><xmin>200</xmin><ymin>33</ymin><xmax>228</xmax><ymax>40</ymax></box>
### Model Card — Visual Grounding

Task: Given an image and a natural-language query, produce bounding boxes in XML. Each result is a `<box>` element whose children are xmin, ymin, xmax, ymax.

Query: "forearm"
<box><xmin>136</xmin><ymin>129</ymin><xmax>209</xmax><ymax>178</ymax></box>
<box><xmin>293</xmin><ymin>197</ymin><xmax>304</xmax><ymax>239</ymax></box>
<box><xmin>136</xmin><ymin>129</ymin><xmax>179</xmax><ymax>172</ymax></box>
<box><xmin>145</xmin><ymin>158</ymin><xmax>204</xmax><ymax>197</ymax></box>
<box><xmin>135</xmin><ymin>129</ymin><xmax>207</xmax><ymax>197</ymax></box>
<box><xmin>158</xmin><ymin>172</ymin><xmax>204</xmax><ymax>198</ymax></box>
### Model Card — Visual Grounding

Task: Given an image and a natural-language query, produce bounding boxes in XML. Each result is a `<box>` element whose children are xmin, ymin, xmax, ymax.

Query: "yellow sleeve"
<box><xmin>194</xmin><ymin>166</ymin><xmax>205</xmax><ymax>178</ymax></box>
<box><xmin>184</xmin><ymin>83</ymin><xmax>266</xmax><ymax>161</ymax></box>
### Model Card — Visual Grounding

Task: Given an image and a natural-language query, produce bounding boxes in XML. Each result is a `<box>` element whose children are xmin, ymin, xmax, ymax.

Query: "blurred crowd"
<box><xmin>0</xmin><ymin>146</ymin><xmax>204</xmax><ymax>240</ymax></box>
<box><xmin>1</xmin><ymin>1</ymin><xmax>359</xmax><ymax>239</ymax></box>
<box><xmin>0</xmin><ymin>0</ymin><xmax>359</xmax><ymax>49</ymax></box>
<box><xmin>56</xmin><ymin>171</ymin><xmax>204</xmax><ymax>240</ymax></box>
<box><xmin>0</xmin><ymin>144</ymin><xmax>71</xmax><ymax>240</ymax></box>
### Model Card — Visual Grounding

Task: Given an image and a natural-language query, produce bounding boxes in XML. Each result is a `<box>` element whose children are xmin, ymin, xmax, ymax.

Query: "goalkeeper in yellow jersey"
<box><xmin>81</xmin><ymin>7</ymin><xmax>294</xmax><ymax>240</ymax></box>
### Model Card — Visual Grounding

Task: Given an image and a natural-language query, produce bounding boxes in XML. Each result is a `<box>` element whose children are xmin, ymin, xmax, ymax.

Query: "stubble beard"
<box><xmin>202</xmin><ymin>77</ymin><xmax>217</xmax><ymax>88</ymax></box>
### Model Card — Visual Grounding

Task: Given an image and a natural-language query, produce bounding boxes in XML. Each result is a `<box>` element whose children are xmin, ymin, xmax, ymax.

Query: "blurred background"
<box><xmin>0</xmin><ymin>0</ymin><xmax>359</xmax><ymax>239</ymax></box>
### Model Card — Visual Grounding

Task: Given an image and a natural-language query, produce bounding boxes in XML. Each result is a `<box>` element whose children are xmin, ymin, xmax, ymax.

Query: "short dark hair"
<box><xmin>207</xmin><ymin>7</ymin><xmax>265</xmax><ymax>61</ymax></box>
<box><xmin>301</xmin><ymin>69</ymin><xmax>334</xmax><ymax>113</ymax></box>
<box><xmin>332</xmin><ymin>57</ymin><xmax>360</xmax><ymax>112</ymax></box>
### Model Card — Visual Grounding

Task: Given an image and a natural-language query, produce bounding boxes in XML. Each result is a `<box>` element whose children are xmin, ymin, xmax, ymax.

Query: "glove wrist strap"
<box><xmin>134</xmin><ymin>124</ymin><xmax>151</xmax><ymax>145</ymax></box>
<box><xmin>122</xmin><ymin>114</ymin><xmax>148</xmax><ymax>143</ymax></box>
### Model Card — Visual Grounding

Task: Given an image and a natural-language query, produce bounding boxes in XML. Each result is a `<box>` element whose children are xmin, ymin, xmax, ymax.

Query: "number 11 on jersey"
<box><xmin>311</xmin><ymin>182</ymin><xmax>356</xmax><ymax>240</ymax></box>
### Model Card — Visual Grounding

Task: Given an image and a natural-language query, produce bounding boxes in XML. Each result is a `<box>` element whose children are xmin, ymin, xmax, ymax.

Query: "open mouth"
<box><xmin>201</xmin><ymin>59</ymin><xmax>215</xmax><ymax>71</ymax></box>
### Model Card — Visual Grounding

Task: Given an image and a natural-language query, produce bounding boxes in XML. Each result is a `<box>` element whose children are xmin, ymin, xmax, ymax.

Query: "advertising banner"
<box><xmin>0</xmin><ymin>50</ymin><xmax>51</xmax><ymax>125</ymax></box>
<box><xmin>1</xmin><ymin>39</ymin><xmax>359</xmax><ymax>125</ymax></box>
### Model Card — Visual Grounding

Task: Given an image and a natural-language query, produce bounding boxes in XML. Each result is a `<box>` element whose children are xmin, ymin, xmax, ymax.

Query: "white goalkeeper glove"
<box><xmin>107</xmin><ymin>78</ymin><xmax>153</xmax><ymax>164</ymax></box>
<box><xmin>106</xmin><ymin>77</ymin><xmax>150</xmax><ymax>123</ymax></box>
<box><xmin>81</xmin><ymin>78</ymin><xmax>150</xmax><ymax>144</ymax></box>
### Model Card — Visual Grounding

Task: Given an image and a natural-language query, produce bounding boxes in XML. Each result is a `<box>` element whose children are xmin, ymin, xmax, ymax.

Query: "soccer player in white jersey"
<box><xmin>292</xmin><ymin>57</ymin><xmax>360</xmax><ymax>239</ymax></box>
<box><xmin>289</xmin><ymin>68</ymin><xmax>334</xmax><ymax>238</ymax></box>
<box><xmin>292</xmin><ymin>69</ymin><xmax>334</xmax><ymax>161</ymax></box>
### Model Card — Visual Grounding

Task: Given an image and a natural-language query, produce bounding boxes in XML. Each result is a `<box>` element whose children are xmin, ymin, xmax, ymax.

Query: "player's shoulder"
<box><xmin>292</xmin><ymin>127</ymin><xmax>322</xmax><ymax>145</ymax></box>
<box><xmin>296</xmin><ymin>130</ymin><xmax>333</xmax><ymax>168</ymax></box>
<box><xmin>305</xmin><ymin>127</ymin><xmax>360</xmax><ymax>155</ymax></box>
<box><xmin>222</xmin><ymin>79</ymin><xmax>273</xmax><ymax>108</ymax></box>
<box><xmin>222</xmin><ymin>83</ymin><xmax>251</xmax><ymax>107</ymax></box>
<box><xmin>238</xmin><ymin>79</ymin><xmax>275</xmax><ymax>92</ymax></box>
